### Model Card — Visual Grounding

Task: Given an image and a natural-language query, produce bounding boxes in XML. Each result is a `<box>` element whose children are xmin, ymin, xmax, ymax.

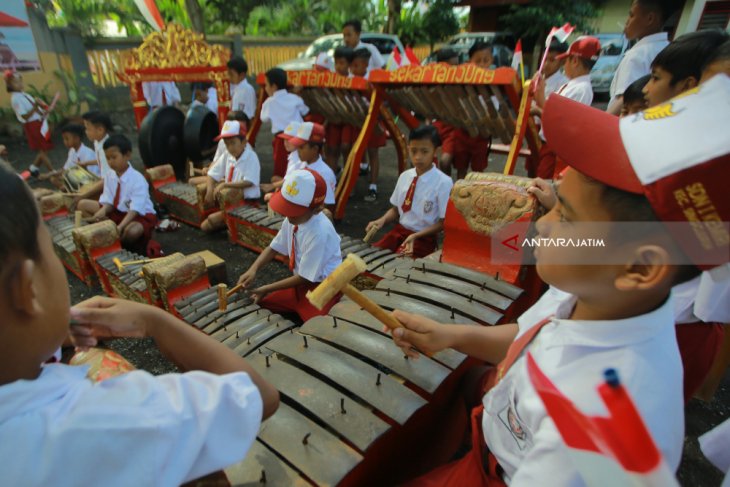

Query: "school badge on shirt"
<box><xmin>498</xmin><ymin>403</ymin><xmax>530</xmax><ymax>450</ymax></box>
<box><xmin>423</xmin><ymin>200</ymin><xmax>434</xmax><ymax>213</ymax></box>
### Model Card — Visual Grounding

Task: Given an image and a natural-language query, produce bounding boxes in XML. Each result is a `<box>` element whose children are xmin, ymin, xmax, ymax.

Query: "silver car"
<box><xmin>277</xmin><ymin>33</ymin><xmax>405</xmax><ymax>71</ymax></box>
<box><xmin>590</xmin><ymin>33</ymin><xmax>631</xmax><ymax>95</ymax></box>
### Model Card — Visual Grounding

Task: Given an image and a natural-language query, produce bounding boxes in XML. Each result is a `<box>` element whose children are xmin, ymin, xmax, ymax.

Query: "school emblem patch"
<box><xmin>285</xmin><ymin>181</ymin><xmax>299</xmax><ymax>196</ymax></box>
<box><xmin>498</xmin><ymin>404</ymin><xmax>529</xmax><ymax>450</ymax></box>
<box><xmin>642</xmin><ymin>103</ymin><xmax>683</xmax><ymax>121</ymax></box>
<box><xmin>423</xmin><ymin>200</ymin><xmax>434</xmax><ymax>213</ymax></box>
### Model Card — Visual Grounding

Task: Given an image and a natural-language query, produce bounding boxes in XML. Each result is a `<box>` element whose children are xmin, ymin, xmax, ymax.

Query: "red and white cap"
<box><xmin>543</xmin><ymin>74</ymin><xmax>730</xmax><ymax>270</ymax></box>
<box><xmin>289</xmin><ymin>122</ymin><xmax>326</xmax><ymax>147</ymax></box>
<box><xmin>314</xmin><ymin>52</ymin><xmax>334</xmax><ymax>72</ymax></box>
<box><xmin>277</xmin><ymin>121</ymin><xmax>302</xmax><ymax>140</ymax></box>
<box><xmin>556</xmin><ymin>36</ymin><xmax>601</xmax><ymax>61</ymax></box>
<box><xmin>214</xmin><ymin>120</ymin><xmax>247</xmax><ymax>141</ymax></box>
<box><xmin>269</xmin><ymin>168</ymin><xmax>327</xmax><ymax>217</ymax></box>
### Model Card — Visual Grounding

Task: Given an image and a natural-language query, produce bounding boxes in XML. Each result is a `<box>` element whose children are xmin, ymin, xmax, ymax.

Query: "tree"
<box><xmin>421</xmin><ymin>0</ymin><xmax>460</xmax><ymax>51</ymax></box>
<box><xmin>184</xmin><ymin>0</ymin><xmax>204</xmax><ymax>33</ymax></box>
<box><xmin>387</xmin><ymin>0</ymin><xmax>402</xmax><ymax>34</ymax></box>
<box><xmin>501</xmin><ymin>0</ymin><xmax>604</xmax><ymax>72</ymax></box>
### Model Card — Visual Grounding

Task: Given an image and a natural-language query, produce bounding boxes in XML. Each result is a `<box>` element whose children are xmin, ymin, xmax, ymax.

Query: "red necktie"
<box><xmin>162</xmin><ymin>88</ymin><xmax>167</xmax><ymax>106</ymax></box>
<box><xmin>556</xmin><ymin>83</ymin><xmax>568</xmax><ymax>96</ymax></box>
<box><xmin>227</xmin><ymin>164</ymin><xmax>235</xmax><ymax>183</ymax></box>
<box><xmin>289</xmin><ymin>225</ymin><xmax>299</xmax><ymax>272</ymax></box>
<box><xmin>496</xmin><ymin>316</ymin><xmax>553</xmax><ymax>382</ymax></box>
<box><xmin>112</xmin><ymin>180</ymin><xmax>121</xmax><ymax>208</ymax></box>
<box><xmin>401</xmin><ymin>175</ymin><xmax>418</xmax><ymax>213</ymax></box>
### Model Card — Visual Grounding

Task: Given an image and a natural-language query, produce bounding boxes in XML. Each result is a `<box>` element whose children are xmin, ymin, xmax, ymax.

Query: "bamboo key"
<box><xmin>307</xmin><ymin>254</ymin><xmax>403</xmax><ymax>331</ymax></box>
<box><xmin>74</xmin><ymin>210</ymin><xmax>82</xmax><ymax>228</ymax></box>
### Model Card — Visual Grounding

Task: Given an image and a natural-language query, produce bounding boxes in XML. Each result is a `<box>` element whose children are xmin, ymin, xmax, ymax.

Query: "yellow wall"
<box><xmin>594</xmin><ymin>0</ymin><xmax>632</xmax><ymax>34</ymax></box>
<box><xmin>1</xmin><ymin>52</ymin><xmax>71</xmax><ymax>111</ymax></box>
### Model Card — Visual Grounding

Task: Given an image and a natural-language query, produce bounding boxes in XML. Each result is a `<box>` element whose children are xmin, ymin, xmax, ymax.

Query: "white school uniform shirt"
<box><xmin>260</xmin><ymin>89</ymin><xmax>309</xmax><ymax>134</ymax></box>
<box><xmin>207</xmin><ymin>143</ymin><xmax>261</xmax><ymax>200</ymax></box>
<box><xmin>270</xmin><ymin>212</ymin><xmax>342</xmax><ymax>283</ymax></box>
<box><xmin>285</xmin><ymin>151</ymin><xmax>306</xmax><ymax>176</ymax></box>
<box><xmin>142</xmin><ymin>81</ymin><xmax>181</xmax><ymax>108</ymax></box>
<box><xmin>305</xmin><ymin>156</ymin><xmax>337</xmax><ymax>205</ymax></box>
<box><xmin>482</xmin><ymin>286</ymin><xmax>684</xmax><ymax>485</ymax></box>
<box><xmin>391</xmin><ymin>165</ymin><xmax>453</xmax><ymax>233</ymax></box>
<box><xmin>0</xmin><ymin>363</ymin><xmax>262</xmax><ymax>487</ymax></box>
<box><xmin>64</xmin><ymin>143</ymin><xmax>97</xmax><ymax>173</ymax></box>
<box><xmin>93</xmin><ymin>134</ymin><xmax>111</xmax><ymax>178</ymax></box>
<box><xmin>544</xmin><ymin>70</ymin><xmax>568</xmax><ymax>98</ymax></box>
<box><xmin>355</xmin><ymin>40</ymin><xmax>385</xmax><ymax>74</ymax></box>
<box><xmin>540</xmin><ymin>75</ymin><xmax>594</xmax><ymax>141</ymax></box>
<box><xmin>11</xmin><ymin>92</ymin><xmax>42</xmax><ymax>123</ymax></box>
<box><xmin>231</xmin><ymin>79</ymin><xmax>257</xmax><ymax>120</ymax></box>
<box><xmin>609</xmin><ymin>32</ymin><xmax>669</xmax><ymax>103</ymax></box>
<box><xmin>206</xmin><ymin>86</ymin><xmax>219</xmax><ymax>114</ymax></box>
<box><xmin>99</xmin><ymin>164</ymin><xmax>156</xmax><ymax>215</ymax></box>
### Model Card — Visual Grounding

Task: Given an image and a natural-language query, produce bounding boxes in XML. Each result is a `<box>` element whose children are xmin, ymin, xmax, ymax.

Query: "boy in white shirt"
<box><xmin>342</xmin><ymin>19</ymin><xmax>385</xmax><ymax>73</ymax></box>
<box><xmin>142</xmin><ymin>81</ymin><xmax>181</xmax><ymax>110</ymax></box>
<box><xmin>189</xmin><ymin>110</ymin><xmax>250</xmax><ymax>186</ymax></box>
<box><xmin>40</xmin><ymin>124</ymin><xmax>98</xmax><ymax>188</ymax></box>
<box><xmin>543</xmin><ymin>40</ymin><xmax>570</xmax><ymax>98</ymax></box>
<box><xmin>366</xmin><ymin>125</ymin><xmax>453</xmax><ymax>258</ymax></box>
<box><xmin>0</xmin><ymin>162</ymin><xmax>278</xmax><ymax>486</ymax></box>
<box><xmin>607</xmin><ymin>0</ymin><xmax>675</xmax><ymax>115</ymax></box>
<box><xmin>387</xmin><ymin>79</ymin><xmax>730</xmax><ymax>485</ymax></box>
<box><xmin>227</xmin><ymin>56</ymin><xmax>257</xmax><ymax>120</ymax></box>
<box><xmin>202</xmin><ymin>120</ymin><xmax>261</xmax><ymax>233</ymax></box>
<box><xmin>237</xmin><ymin>169</ymin><xmax>342</xmax><ymax>321</ymax></box>
<box><xmin>261</xmin><ymin>121</ymin><xmax>305</xmax><ymax>200</ymax></box>
<box><xmin>288</xmin><ymin>122</ymin><xmax>337</xmax><ymax>214</ymax></box>
<box><xmin>74</xmin><ymin>111</ymin><xmax>112</xmax><ymax>211</ymax></box>
<box><xmin>80</xmin><ymin>134</ymin><xmax>157</xmax><ymax>253</ymax></box>
<box><xmin>260</xmin><ymin>68</ymin><xmax>309</xmax><ymax>179</ymax></box>
<box><xmin>533</xmin><ymin>36</ymin><xmax>600</xmax><ymax>179</ymax></box>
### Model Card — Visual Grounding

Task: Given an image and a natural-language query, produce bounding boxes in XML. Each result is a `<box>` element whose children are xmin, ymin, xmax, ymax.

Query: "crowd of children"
<box><xmin>2</xmin><ymin>8</ymin><xmax>730</xmax><ymax>485</ymax></box>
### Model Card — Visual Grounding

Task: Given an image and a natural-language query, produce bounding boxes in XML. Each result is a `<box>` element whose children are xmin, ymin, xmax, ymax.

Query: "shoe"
<box><xmin>29</xmin><ymin>164</ymin><xmax>40</xmax><ymax>178</ymax></box>
<box><xmin>364</xmin><ymin>188</ymin><xmax>377</xmax><ymax>202</ymax></box>
<box><xmin>359</xmin><ymin>163</ymin><xmax>369</xmax><ymax>176</ymax></box>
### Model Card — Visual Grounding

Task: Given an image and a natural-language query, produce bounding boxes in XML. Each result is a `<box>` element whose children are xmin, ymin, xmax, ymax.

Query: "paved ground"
<box><xmin>2</xmin><ymin>105</ymin><xmax>726</xmax><ymax>485</ymax></box>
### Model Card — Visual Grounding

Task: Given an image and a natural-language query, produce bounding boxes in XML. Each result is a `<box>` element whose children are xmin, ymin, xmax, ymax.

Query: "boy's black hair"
<box><xmin>87</xmin><ymin>112</ymin><xmax>112</xmax><ymax>132</ymax></box>
<box><xmin>634</xmin><ymin>0</ymin><xmax>679</xmax><ymax>24</ymax></box>
<box><xmin>576</xmin><ymin>57</ymin><xmax>597</xmax><ymax>71</ymax></box>
<box><xmin>0</xmin><ymin>161</ymin><xmax>40</xmax><ymax>266</ymax></box>
<box><xmin>468</xmin><ymin>41</ymin><xmax>493</xmax><ymax>60</ymax></box>
<box><xmin>103</xmin><ymin>133</ymin><xmax>133</xmax><ymax>155</ymax></box>
<box><xmin>652</xmin><ymin>30</ymin><xmax>730</xmax><ymax>84</ymax></box>
<box><xmin>703</xmin><ymin>39</ymin><xmax>730</xmax><ymax>71</ymax></box>
<box><xmin>227</xmin><ymin>110</ymin><xmax>250</xmax><ymax>124</ymax></box>
<box><xmin>623</xmin><ymin>74</ymin><xmax>650</xmax><ymax>104</ymax></box>
<box><xmin>192</xmin><ymin>81</ymin><xmax>213</xmax><ymax>92</ymax></box>
<box><xmin>61</xmin><ymin>123</ymin><xmax>85</xmax><ymax>139</ymax></box>
<box><xmin>343</xmin><ymin>19</ymin><xmax>362</xmax><ymax>33</ymax></box>
<box><xmin>81</xmin><ymin>110</ymin><xmax>100</xmax><ymax>122</ymax></box>
<box><xmin>435</xmin><ymin>48</ymin><xmax>458</xmax><ymax>63</ymax></box>
<box><xmin>227</xmin><ymin>56</ymin><xmax>249</xmax><ymax>75</ymax></box>
<box><xmin>334</xmin><ymin>46</ymin><xmax>355</xmax><ymax>63</ymax></box>
<box><xmin>4</xmin><ymin>74</ymin><xmax>18</xmax><ymax>93</ymax></box>
<box><xmin>352</xmin><ymin>47</ymin><xmax>371</xmax><ymax>61</ymax></box>
<box><xmin>548</xmin><ymin>39</ymin><xmax>569</xmax><ymax>54</ymax></box>
<box><xmin>409</xmin><ymin>124</ymin><xmax>441</xmax><ymax>148</ymax></box>
<box><xmin>265</xmin><ymin>68</ymin><xmax>288</xmax><ymax>91</ymax></box>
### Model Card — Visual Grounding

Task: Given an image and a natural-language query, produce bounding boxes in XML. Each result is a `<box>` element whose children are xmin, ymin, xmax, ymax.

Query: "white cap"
<box><xmin>278</xmin><ymin>121</ymin><xmax>302</xmax><ymax>141</ymax></box>
<box><xmin>269</xmin><ymin>168</ymin><xmax>327</xmax><ymax>217</ymax></box>
<box><xmin>214</xmin><ymin>120</ymin><xmax>246</xmax><ymax>141</ymax></box>
<box><xmin>314</xmin><ymin>52</ymin><xmax>334</xmax><ymax>72</ymax></box>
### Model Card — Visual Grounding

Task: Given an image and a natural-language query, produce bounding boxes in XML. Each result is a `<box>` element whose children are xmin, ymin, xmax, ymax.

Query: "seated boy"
<box><xmin>189</xmin><ymin>110</ymin><xmax>249</xmax><ymax>186</ymax></box>
<box><xmin>189</xmin><ymin>82</ymin><xmax>213</xmax><ymax>113</ymax></box>
<box><xmin>40</xmin><ymin>124</ymin><xmax>98</xmax><ymax>188</ymax></box>
<box><xmin>366</xmin><ymin>125</ymin><xmax>453</xmax><ymax>258</ymax></box>
<box><xmin>237</xmin><ymin>169</ymin><xmax>342</xmax><ymax>321</ymax></box>
<box><xmin>260</xmin><ymin>68</ymin><xmax>309</xmax><ymax>179</ymax></box>
<box><xmin>202</xmin><ymin>120</ymin><xmax>261</xmax><ymax>233</ymax></box>
<box><xmin>643</xmin><ymin>29</ymin><xmax>729</xmax><ymax>107</ymax></box>
<box><xmin>619</xmin><ymin>74</ymin><xmax>650</xmax><ymax>116</ymax></box>
<box><xmin>73</xmin><ymin>111</ymin><xmax>112</xmax><ymax>210</ymax></box>
<box><xmin>79</xmin><ymin>134</ymin><xmax>157</xmax><ymax>254</ymax></box>
<box><xmin>387</xmin><ymin>78</ymin><xmax>730</xmax><ymax>485</ymax></box>
<box><xmin>0</xmin><ymin>161</ymin><xmax>278</xmax><ymax>485</ymax></box>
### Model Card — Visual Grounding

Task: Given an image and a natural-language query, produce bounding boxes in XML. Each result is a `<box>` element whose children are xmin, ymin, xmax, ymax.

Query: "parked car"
<box><xmin>277</xmin><ymin>33</ymin><xmax>405</xmax><ymax>71</ymax></box>
<box><xmin>422</xmin><ymin>32</ymin><xmax>516</xmax><ymax>67</ymax></box>
<box><xmin>590</xmin><ymin>33</ymin><xmax>631</xmax><ymax>95</ymax></box>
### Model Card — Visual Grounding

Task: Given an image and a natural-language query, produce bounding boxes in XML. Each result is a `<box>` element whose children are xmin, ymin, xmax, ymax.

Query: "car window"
<box><xmin>304</xmin><ymin>37</ymin><xmax>343</xmax><ymax>58</ymax></box>
<box><xmin>363</xmin><ymin>37</ymin><xmax>396</xmax><ymax>54</ymax></box>
<box><xmin>596</xmin><ymin>35</ymin><xmax>625</xmax><ymax>56</ymax></box>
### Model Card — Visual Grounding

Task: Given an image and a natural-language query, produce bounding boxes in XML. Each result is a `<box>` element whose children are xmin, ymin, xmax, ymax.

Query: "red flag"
<box><xmin>405</xmin><ymin>46</ymin><xmax>420</xmax><ymax>66</ymax></box>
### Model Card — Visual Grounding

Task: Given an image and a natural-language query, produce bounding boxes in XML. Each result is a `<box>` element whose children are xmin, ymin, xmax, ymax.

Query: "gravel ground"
<box><xmin>2</xmin><ymin>105</ymin><xmax>727</xmax><ymax>485</ymax></box>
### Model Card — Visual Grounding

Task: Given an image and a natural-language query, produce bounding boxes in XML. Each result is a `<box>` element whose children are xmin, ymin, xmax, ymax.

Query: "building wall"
<box><xmin>593</xmin><ymin>0</ymin><xmax>632</xmax><ymax>34</ymax></box>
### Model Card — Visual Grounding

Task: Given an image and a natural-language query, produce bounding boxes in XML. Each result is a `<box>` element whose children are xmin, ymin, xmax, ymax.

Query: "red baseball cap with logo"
<box><xmin>543</xmin><ymin>74</ymin><xmax>730</xmax><ymax>270</ymax></box>
<box><xmin>289</xmin><ymin>122</ymin><xmax>326</xmax><ymax>147</ymax></box>
<box><xmin>269</xmin><ymin>168</ymin><xmax>327</xmax><ymax>218</ymax></box>
<box><xmin>214</xmin><ymin>120</ymin><xmax>247</xmax><ymax>141</ymax></box>
<box><xmin>556</xmin><ymin>36</ymin><xmax>601</xmax><ymax>61</ymax></box>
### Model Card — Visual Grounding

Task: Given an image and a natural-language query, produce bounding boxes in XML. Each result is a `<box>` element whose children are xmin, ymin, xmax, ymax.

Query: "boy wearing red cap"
<box><xmin>237</xmin><ymin>168</ymin><xmax>342</xmax><ymax>321</ymax></box>
<box><xmin>202</xmin><ymin>120</ymin><xmax>261</xmax><ymax>233</ymax></box>
<box><xmin>533</xmin><ymin>36</ymin><xmax>600</xmax><ymax>179</ymax></box>
<box><xmin>288</xmin><ymin>122</ymin><xmax>337</xmax><ymax>211</ymax></box>
<box><xmin>385</xmin><ymin>76</ymin><xmax>730</xmax><ymax>485</ymax></box>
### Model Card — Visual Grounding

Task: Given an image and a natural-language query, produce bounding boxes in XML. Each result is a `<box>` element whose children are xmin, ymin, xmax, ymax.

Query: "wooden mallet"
<box><xmin>217</xmin><ymin>283</ymin><xmax>228</xmax><ymax>312</ymax></box>
<box><xmin>363</xmin><ymin>224</ymin><xmax>380</xmax><ymax>243</ymax></box>
<box><xmin>74</xmin><ymin>210</ymin><xmax>82</xmax><ymax>228</ymax></box>
<box><xmin>113</xmin><ymin>257</ymin><xmax>163</xmax><ymax>273</ymax></box>
<box><xmin>307</xmin><ymin>254</ymin><xmax>403</xmax><ymax>331</ymax></box>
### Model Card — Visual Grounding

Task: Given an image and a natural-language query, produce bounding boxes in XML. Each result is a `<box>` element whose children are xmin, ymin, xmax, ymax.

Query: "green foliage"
<box><xmin>501</xmin><ymin>0</ymin><xmax>603</xmax><ymax>45</ymax></box>
<box><xmin>26</xmin><ymin>70</ymin><xmax>98</xmax><ymax>125</ymax></box>
<box><xmin>421</xmin><ymin>0</ymin><xmax>460</xmax><ymax>49</ymax></box>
